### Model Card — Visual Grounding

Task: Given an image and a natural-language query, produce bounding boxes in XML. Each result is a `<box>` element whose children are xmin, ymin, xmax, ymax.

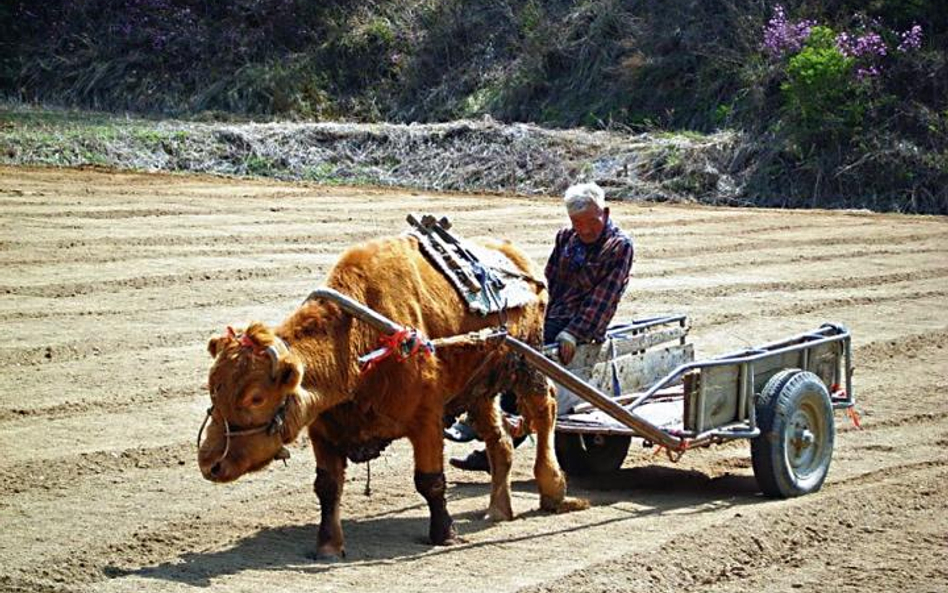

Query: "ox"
<box><xmin>198</xmin><ymin>235</ymin><xmax>585</xmax><ymax>559</ymax></box>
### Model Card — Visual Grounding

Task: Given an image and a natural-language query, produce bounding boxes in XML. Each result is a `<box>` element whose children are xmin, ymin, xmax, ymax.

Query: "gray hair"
<box><xmin>564</xmin><ymin>182</ymin><xmax>605</xmax><ymax>215</ymax></box>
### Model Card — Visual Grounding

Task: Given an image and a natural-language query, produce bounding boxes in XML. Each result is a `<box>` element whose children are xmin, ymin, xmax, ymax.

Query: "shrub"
<box><xmin>780</xmin><ymin>26</ymin><xmax>860</xmax><ymax>145</ymax></box>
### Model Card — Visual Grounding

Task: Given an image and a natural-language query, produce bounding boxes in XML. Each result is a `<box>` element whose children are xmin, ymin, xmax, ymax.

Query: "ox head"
<box><xmin>198</xmin><ymin>322</ymin><xmax>303</xmax><ymax>483</ymax></box>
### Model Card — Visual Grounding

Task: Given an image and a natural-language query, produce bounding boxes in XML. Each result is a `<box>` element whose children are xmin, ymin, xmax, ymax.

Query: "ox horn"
<box><xmin>264</xmin><ymin>336</ymin><xmax>290</xmax><ymax>380</ymax></box>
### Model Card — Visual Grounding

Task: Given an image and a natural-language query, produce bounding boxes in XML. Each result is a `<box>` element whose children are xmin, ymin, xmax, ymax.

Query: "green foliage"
<box><xmin>780</xmin><ymin>26</ymin><xmax>860</xmax><ymax>145</ymax></box>
<box><xmin>333</xmin><ymin>15</ymin><xmax>402</xmax><ymax>89</ymax></box>
<box><xmin>245</xmin><ymin>155</ymin><xmax>277</xmax><ymax>176</ymax></box>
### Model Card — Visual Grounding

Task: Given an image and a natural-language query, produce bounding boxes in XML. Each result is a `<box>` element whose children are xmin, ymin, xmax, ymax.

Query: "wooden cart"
<box><xmin>537</xmin><ymin>316</ymin><xmax>855</xmax><ymax>498</ymax></box>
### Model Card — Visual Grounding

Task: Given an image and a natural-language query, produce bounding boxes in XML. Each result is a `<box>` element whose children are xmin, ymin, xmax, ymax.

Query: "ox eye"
<box><xmin>249</xmin><ymin>395</ymin><xmax>266</xmax><ymax>407</ymax></box>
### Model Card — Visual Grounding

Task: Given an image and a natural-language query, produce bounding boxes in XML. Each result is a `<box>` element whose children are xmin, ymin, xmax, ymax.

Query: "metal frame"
<box><xmin>304</xmin><ymin>288</ymin><xmax>854</xmax><ymax>456</ymax></box>
<box><xmin>546</xmin><ymin>324</ymin><xmax>854</xmax><ymax>450</ymax></box>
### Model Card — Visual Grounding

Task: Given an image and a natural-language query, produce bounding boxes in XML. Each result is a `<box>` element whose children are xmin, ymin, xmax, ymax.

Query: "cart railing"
<box><xmin>621</xmin><ymin>322</ymin><xmax>854</xmax><ymax>417</ymax></box>
<box><xmin>507</xmin><ymin>325</ymin><xmax>853</xmax><ymax>450</ymax></box>
<box><xmin>540</xmin><ymin>315</ymin><xmax>690</xmax><ymax>358</ymax></box>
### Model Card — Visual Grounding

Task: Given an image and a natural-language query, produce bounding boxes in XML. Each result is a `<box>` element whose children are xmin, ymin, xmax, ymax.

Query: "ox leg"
<box><xmin>518</xmin><ymin>380</ymin><xmax>589</xmax><ymax>513</ymax></box>
<box><xmin>469</xmin><ymin>397</ymin><xmax>514</xmax><ymax>521</ymax></box>
<box><xmin>311</xmin><ymin>434</ymin><xmax>347</xmax><ymax>560</ymax></box>
<box><xmin>408</xmin><ymin>423</ymin><xmax>459</xmax><ymax>545</ymax></box>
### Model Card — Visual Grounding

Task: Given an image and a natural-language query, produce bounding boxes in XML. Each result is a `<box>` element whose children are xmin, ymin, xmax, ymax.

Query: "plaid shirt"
<box><xmin>544</xmin><ymin>219</ymin><xmax>634</xmax><ymax>342</ymax></box>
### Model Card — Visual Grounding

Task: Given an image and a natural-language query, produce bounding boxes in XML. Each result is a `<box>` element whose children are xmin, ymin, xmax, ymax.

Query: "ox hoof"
<box><xmin>434</xmin><ymin>535</ymin><xmax>466</xmax><ymax>547</ymax></box>
<box><xmin>429</xmin><ymin>525</ymin><xmax>463</xmax><ymax>547</ymax></box>
<box><xmin>541</xmin><ymin>495</ymin><xmax>590</xmax><ymax>514</ymax></box>
<box><xmin>484</xmin><ymin>505</ymin><xmax>514</xmax><ymax>522</ymax></box>
<box><xmin>312</xmin><ymin>548</ymin><xmax>346</xmax><ymax>562</ymax></box>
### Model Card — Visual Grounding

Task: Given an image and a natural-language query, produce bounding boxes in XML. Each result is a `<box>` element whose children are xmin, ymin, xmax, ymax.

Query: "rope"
<box><xmin>472</xmin><ymin>260</ymin><xmax>508</xmax><ymax>327</ymax></box>
<box><xmin>846</xmin><ymin>406</ymin><xmax>863</xmax><ymax>429</ymax></box>
<box><xmin>360</xmin><ymin>326</ymin><xmax>434</xmax><ymax>375</ymax></box>
<box><xmin>651</xmin><ymin>440</ymin><xmax>688</xmax><ymax>463</ymax></box>
<box><xmin>364</xmin><ymin>460</ymin><xmax>372</xmax><ymax>496</ymax></box>
<box><xmin>609</xmin><ymin>339</ymin><xmax>622</xmax><ymax>397</ymax></box>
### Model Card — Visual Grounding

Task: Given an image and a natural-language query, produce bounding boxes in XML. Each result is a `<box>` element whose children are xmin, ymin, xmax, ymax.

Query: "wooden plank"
<box><xmin>683</xmin><ymin>340</ymin><xmax>844</xmax><ymax>432</ymax></box>
<box><xmin>750</xmin><ymin>340</ymin><xmax>841</xmax><ymax>394</ymax></box>
<box><xmin>562</xmin><ymin>325</ymin><xmax>689</xmax><ymax>368</ymax></box>
<box><xmin>571</xmin><ymin>385</ymin><xmax>683</xmax><ymax>414</ymax></box>
<box><xmin>685</xmin><ymin>363</ymin><xmax>740</xmax><ymax>432</ymax></box>
<box><xmin>559</xmin><ymin>398</ymin><xmax>684</xmax><ymax>433</ymax></box>
<box><xmin>556</xmin><ymin>343</ymin><xmax>694</xmax><ymax>413</ymax></box>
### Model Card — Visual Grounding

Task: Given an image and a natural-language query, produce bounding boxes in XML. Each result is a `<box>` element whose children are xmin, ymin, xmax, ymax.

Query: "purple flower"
<box><xmin>897</xmin><ymin>24</ymin><xmax>923</xmax><ymax>52</ymax></box>
<box><xmin>837</xmin><ymin>31</ymin><xmax>887</xmax><ymax>58</ymax></box>
<box><xmin>763</xmin><ymin>5</ymin><xmax>816</xmax><ymax>58</ymax></box>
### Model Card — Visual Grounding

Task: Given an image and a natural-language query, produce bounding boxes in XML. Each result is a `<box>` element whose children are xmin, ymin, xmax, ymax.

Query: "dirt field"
<box><xmin>1</xmin><ymin>165</ymin><xmax>946</xmax><ymax>593</ymax></box>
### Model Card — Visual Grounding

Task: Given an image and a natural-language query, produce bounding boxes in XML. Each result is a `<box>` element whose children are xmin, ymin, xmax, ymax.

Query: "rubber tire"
<box><xmin>751</xmin><ymin>369</ymin><xmax>835</xmax><ymax>498</ymax></box>
<box><xmin>554</xmin><ymin>433</ymin><xmax>632</xmax><ymax>477</ymax></box>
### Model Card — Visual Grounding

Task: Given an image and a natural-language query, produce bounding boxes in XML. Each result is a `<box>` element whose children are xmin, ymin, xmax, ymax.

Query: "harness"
<box><xmin>196</xmin><ymin>398</ymin><xmax>291</xmax><ymax>467</ymax></box>
<box><xmin>197</xmin><ymin>331</ymin><xmax>295</xmax><ymax>467</ymax></box>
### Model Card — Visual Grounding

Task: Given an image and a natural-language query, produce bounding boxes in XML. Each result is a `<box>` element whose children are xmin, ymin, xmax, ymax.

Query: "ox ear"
<box><xmin>207</xmin><ymin>336</ymin><xmax>226</xmax><ymax>358</ymax></box>
<box><xmin>275</xmin><ymin>358</ymin><xmax>302</xmax><ymax>390</ymax></box>
<box><xmin>208</xmin><ymin>326</ymin><xmax>241</xmax><ymax>358</ymax></box>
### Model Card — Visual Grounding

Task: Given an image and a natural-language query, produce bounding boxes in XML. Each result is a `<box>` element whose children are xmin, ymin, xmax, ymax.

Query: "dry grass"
<box><xmin>0</xmin><ymin>105</ymin><xmax>742</xmax><ymax>203</ymax></box>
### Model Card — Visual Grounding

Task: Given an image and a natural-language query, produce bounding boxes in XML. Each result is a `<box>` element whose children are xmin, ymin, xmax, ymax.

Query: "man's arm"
<box><xmin>544</xmin><ymin>228</ymin><xmax>568</xmax><ymax>285</ymax></box>
<box><xmin>563</xmin><ymin>239</ymin><xmax>634</xmax><ymax>341</ymax></box>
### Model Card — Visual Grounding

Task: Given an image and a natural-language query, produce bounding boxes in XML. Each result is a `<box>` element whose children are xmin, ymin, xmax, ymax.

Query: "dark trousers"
<box><xmin>501</xmin><ymin>317</ymin><xmax>568</xmax><ymax>416</ymax></box>
<box><xmin>499</xmin><ymin>317</ymin><xmax>570</xmax><ymax>445</ymax></box>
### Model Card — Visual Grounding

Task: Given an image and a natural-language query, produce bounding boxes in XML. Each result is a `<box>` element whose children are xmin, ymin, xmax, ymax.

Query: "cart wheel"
<box><xmin>751</xmin><ymin>369</ymin><xmax>835</xmax><ymax>498</ymax></box>
<box><xmin>554</xmin><ymin>433</ymin><xmax>631</xmax><ymax>476</ymax></box>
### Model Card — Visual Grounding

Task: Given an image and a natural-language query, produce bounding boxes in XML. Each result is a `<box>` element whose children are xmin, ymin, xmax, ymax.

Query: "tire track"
<box><xmin>641</xmin><ymin>267</ymin><xmax>948</xmax><ymax>302</ymax></box>
<box><xmin>4</xmin><ymin>226</ymin><xmax>943</xmax><ymax>287</ymax></box>
<box><xmin>6</xmin><ymin>208</ymin><xmax>217</xmax><ymax>220</ymax></box>
<box><xmin>4</xmin><ymin>327</ymin><xmax>945</xmax><ymax>429</ymax></box>
<box><xmin>3</xmin><ymin>167</ymin><xmax>947</xmax><ymax>593</ymax></box>
<box><xmin>649</xmin><ymin>230</ymin><xmax>948</xmax><ymax>260</ymax></box>
<box><xmin>0</xmin><ymin>245</ymin><xmax>339</xmax><ymax>268</ymax></box>
<box><xmin>4</xmin><ymin>414</ymin><xmax>944</xmax><ymax>591</ymax></box>
<box><xmin>34</xmin><ymin>443</ymin><xmax>948</xmax><ymax>591</ymax></box>
<box><xmin>5</xmin><ymin>232</ymin><xmax>941</xmax><ymax>276</ymax></box>
<box><xmin>0</xmin><ymin>442</ymin><xmax>197</xmax><ymax>498</ymax></box>
<box><xmin>638</xmin><ymin>245</ymin><xmax>946</xmax><ymax>280</ymax></box>
<box><xmin>632</xmin><ymin>212</ymin><xmax>779</xmax><ymax>230</ymax></box>
<box><xmin>0</xmin><ymin>386</ymin><xmax>201</xmax><ymax>424</ymax></box>
<box><xmin>4</xmin><ymin>330</ymin><xmax>944</xmax><ymax>500</ymax></box>
<box><xmin>0</xmin><ymin>289</ymin><xmax>303</xmax><ymax>322</ymax></box>
<box><xmin>0</xmin><ymin>230</ymin><xmax>387</xmax><ymax>252</ymax></box>
<box><xmin>1</xmin><ymin>244</ymin><xmax>944</xmax><ymax>324</ymax></box>
<box><xmin>0</xmin><ymin>263</ymin><xmax>318</xmax><ymax>298</ymax></box>
<box><xmin>701</xmin><ymin>288</ymin><xmax>948</xmax><ymax>327</ymax></box>
<box><xmin>523</xmin><ymin>462</ymin><xmax>948</xmax><ymax>593</ymax></box>
<box><xmin>0</xmin><ymin>328</ymin><xmax>210</xmax><ymax>367</ymax></box>
<box><xmin>3</xmin><ymin>238</ymin><xmax>944</xmax><ymax>310</ymax></box>
<box><xmin>637</xmin><ymin>217</ymin><xmax>881</xmax><ymax>239</ymax></box>
<box><xmin>2</xmin><ymin>206</ymin><xmax>932</xmax><ymax>253</ymax></box>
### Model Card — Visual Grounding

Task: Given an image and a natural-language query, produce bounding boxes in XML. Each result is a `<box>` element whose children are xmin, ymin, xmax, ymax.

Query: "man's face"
<box><xmin>569</xmin><ymin>204</ymin><xmax>609</xmax><ymax>244</ymax></box>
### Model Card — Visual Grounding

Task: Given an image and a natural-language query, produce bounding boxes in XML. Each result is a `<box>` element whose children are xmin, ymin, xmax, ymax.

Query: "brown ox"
<box><xmin>198</xmin><ymin>235</ymin><xmax>584</xmax><ymax>559</ymax></box>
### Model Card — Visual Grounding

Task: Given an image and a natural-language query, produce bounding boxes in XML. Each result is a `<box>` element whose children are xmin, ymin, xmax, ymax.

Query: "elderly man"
<box><xmin>450</xmin><ymin>182</ymin><xmax>634</xmax><ymax>472</ymax></box>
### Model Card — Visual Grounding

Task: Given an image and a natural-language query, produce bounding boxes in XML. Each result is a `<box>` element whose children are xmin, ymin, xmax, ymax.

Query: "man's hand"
<box><xmin>556</xmin><ymin>330</ymin><xmax>577</xmax><ymax>365</ymax></box>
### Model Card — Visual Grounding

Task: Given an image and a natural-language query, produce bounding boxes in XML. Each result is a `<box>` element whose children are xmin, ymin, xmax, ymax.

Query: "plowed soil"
<box><xmin>2</xmin><ymin>165</ymin><xmax>946</xmax><ymax>593</ymax></box>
